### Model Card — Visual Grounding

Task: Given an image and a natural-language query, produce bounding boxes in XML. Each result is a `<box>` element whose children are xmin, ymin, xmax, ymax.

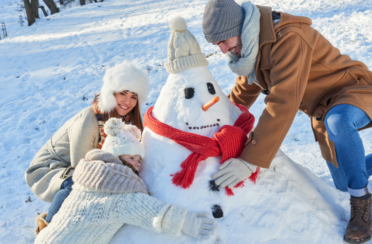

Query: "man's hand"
<box><xmin>212</xmin><ymin>158</ymin><xmax>257</xmax><ymax>188</ymax></box>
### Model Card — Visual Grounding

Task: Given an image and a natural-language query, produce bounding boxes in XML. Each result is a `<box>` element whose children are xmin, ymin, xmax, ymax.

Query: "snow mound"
<box><xmin>111</xmin><ymin>148</ymin><xmax>347</xmax><ymax>244</ymax></box>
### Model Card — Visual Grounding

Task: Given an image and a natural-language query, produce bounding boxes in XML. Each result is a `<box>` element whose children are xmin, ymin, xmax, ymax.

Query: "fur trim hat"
<box><xmin>97</xmin><ymin>61</ymin><xmax>149</xmax><ymax>113</ymax></box>
<box><xmin>164</xmin><ymin>16</ymin><xmax>209</xmax><ymax>74</ymax></box>
<box><xmin>101</xmin><ymin>118</ymin><xmax>145</xmax><ymax>159</ymax></box>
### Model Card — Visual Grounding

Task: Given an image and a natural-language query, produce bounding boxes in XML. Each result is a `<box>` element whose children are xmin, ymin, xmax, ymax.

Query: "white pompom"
<box><xmin>124</xmin><ymin>125</ymin><xmax>142</xmax><ymax>141</ymax></box>
<box><xmin>169</xmin><ymin>16</ymin><xmax>187</xmax><ymax>32</ymax></box>
<box><xmin>104</xmin><ymin>118</ymin><xmax>124</xmax><ymax>136</ymax></box>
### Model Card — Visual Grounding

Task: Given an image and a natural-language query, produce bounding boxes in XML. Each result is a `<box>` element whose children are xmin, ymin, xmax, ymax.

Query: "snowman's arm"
<box><xmin>229</xmin><ymin>76</ymin><xmax>262</xmax><ymax>109</ymax></box>
<box><xmin>116</xmin><ymin>192</ymin><xmax>187</xmax><ymax>236</ymax></box>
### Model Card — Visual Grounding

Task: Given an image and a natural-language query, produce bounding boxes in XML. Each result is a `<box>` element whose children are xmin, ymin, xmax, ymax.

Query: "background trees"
<box><xmin>23</xmin><ymin>0</ymin><xmax>59</xmax><ymax>26</ymax></box>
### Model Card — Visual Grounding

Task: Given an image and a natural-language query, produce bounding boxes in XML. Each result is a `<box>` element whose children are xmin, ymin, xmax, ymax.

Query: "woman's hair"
<box><xmin>92</xmin><ymin>94</ymin><xmax>144</xmax><ymax>132</ymax></box>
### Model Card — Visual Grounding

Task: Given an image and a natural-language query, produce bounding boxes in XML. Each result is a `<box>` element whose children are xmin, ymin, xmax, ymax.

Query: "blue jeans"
<box><xmin>45</xmin><ymin>177</ymin><xmax>74</xmax><ymax>223</ymax></box>
<box><xmin>324</xmin><ymin>104</ymin><xmax>372</xmax><ymax>192</ymax></box>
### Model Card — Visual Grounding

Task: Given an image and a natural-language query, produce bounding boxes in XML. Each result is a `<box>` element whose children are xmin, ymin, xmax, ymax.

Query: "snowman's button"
<box><xmin>252</xmin><ymin>140</ymin><xmax>256</xmax><ymax>145</ymax></box>
<box><xmin>209</xmin><ymin>180</ymin><xmax>219</xmax><ymax>192</ymax></box>
<box><xmin>212</xmin><ymin>205</ymin><xmax>223</xmax><ymax>218</ymax></box>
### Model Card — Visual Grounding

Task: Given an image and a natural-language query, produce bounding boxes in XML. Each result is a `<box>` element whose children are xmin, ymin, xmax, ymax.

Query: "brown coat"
<box><xmin>230</xmin><ymin>6</ymin><xmax>372</xmax><ymax>169</ymax></box>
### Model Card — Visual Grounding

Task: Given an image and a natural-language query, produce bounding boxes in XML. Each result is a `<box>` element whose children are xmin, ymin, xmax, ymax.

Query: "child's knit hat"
<box><xmin>101</xmin><ymin>118</ymin><xmax>145</xmax><ymax>159</ymax></box>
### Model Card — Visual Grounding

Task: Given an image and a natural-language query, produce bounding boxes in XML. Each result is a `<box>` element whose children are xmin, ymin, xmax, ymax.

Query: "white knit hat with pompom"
<box><xmin>101</xmin><ymin>118</ymin><xmax>145</xmax><ymax>159</ymax></box>
<box><xmin>164</xmin><ymin>16</ymin><xmax>209</xmax><ymax>74</ymax></box>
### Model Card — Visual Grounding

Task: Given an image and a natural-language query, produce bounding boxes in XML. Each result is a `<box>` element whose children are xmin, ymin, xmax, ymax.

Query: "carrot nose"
<box><xmin>202</xmin><ymin>96</ymin><xmax>219</xmax><ymax>111</ymax></box>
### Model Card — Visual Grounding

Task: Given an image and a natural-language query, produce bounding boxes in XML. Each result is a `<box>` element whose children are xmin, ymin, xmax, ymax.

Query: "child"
<box><xmin>34</xmin><ymin>118</ymin><xmax>216</xmax><ymax>244</ymax></box>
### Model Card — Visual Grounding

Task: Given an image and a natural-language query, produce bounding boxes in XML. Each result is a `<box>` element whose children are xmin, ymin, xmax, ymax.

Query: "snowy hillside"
<box><xmin>0</xmin><ymin>0</ymin><xmax>372</xmax><ymax>243</ymax></box>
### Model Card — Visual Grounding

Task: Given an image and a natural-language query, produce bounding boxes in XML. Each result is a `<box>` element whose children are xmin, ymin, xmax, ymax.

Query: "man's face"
<box><xmin>213</xmin><ymin>35</ymin><xmax>242</xmax><ymax>57</ymax></box>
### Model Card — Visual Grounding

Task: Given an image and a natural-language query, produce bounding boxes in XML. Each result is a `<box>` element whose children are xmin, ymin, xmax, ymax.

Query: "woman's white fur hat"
<box><xmin>102</xmin><ymin>118</ymin><xmax>145</xmax><ymax>159</ymax></box>
<box><xmin>97</xmin><ymin>61</ymin><xmax>149</xmax><ymax>113</ymax></box>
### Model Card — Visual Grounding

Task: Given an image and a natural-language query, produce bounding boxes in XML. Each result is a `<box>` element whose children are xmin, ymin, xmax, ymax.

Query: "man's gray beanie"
<box><xmin>202</xmin><ymin>0</ymin><xmax>244</xmax><ymax>43</ymax></box>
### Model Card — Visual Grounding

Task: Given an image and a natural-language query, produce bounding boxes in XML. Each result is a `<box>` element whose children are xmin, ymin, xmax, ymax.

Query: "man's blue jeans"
<box><xmin>324</xmin><ymin>104</ymin><xmax>372</xmax><ymax>194</ymax></box>
<box><xmin>45</xmin><ymin>177</ymin><xmax>73</xmax><ymax>223</ymax></box>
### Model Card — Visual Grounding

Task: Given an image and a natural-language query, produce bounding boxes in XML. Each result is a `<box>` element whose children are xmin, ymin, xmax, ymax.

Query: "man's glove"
<box><xmin>212</xmin><ymin>158</ymin><xmax>257</xmax><ymax>188</ymax></box>
<box><xmin>181</xmin><ymin>212</ymin><xmax>216</xmax><ymax>240</ymax></box>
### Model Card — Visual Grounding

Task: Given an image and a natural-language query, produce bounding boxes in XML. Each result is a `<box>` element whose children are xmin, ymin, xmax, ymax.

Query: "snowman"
<box><xmin>110</xmin><ymin>17</ymin><xmax>347</xmax><ymax>244</ymax></box>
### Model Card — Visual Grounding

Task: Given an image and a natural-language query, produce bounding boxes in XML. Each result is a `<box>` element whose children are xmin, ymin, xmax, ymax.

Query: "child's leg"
<box><xmin>45</xmin><ymin>177</ymin><xmax>73</xmax><ymax>223</ymax></box>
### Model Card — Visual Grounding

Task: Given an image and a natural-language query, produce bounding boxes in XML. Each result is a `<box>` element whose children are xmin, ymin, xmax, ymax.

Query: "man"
<box><xmin>202</xmin><ymin>0</ymin><xmax>372</xmax><ymax>242</ymax></box>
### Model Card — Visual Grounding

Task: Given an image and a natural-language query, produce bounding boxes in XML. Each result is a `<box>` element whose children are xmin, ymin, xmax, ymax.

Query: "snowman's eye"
<box><xmin>184</xmin><ymin>88</ymin><xmax>194</xmax><ymax>99</ymax></box>
<box><xmin>207</xmin><ymin>83</ymin><xmax>216</xmax><ymax>95</ymax></box>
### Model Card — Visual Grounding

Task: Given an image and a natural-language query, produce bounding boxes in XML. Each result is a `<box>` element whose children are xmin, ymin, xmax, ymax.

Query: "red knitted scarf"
<box><xmin>144</xmin><ymin>103</ymin><xmax>259</xmax><ymax>196</ymax></box>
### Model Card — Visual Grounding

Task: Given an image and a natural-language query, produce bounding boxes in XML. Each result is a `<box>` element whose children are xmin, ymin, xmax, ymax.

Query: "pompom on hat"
<box><xmin>101</xmin><ymin>118</ymin><xmax>145</xmax><ymax>159</ymax></box>
<box><xmin>97</xmin><ymin>61</ymin><xmax>149</xmax><ymax>113</ymax></box>
<box><xmin>164</xmin><ymin>16</ymin><xmax>209</xmax><ymax>74</ymax></box>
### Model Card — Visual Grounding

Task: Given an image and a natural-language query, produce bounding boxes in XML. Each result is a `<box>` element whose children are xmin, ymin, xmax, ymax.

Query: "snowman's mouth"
<box><xmin>185</xmin><ymin>119</ymin><xmax>220</xmax><ymax>130</ymax></box>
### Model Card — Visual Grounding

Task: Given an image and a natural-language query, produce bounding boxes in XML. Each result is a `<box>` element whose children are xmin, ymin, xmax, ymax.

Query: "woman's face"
<box><xmin>114</xmin><ymin>91</ymin><xmax>138</xmax><ymax>116</ymax></box>
<box><xmin>120</xmin><ymin>154</ymin><xmax>142</xmax><ymax>171</ymax></box>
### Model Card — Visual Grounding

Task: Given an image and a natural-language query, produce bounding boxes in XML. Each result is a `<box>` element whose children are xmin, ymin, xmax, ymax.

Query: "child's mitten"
<box><xmin>181</xmin><ymin>211</ymin><xmax>216</xmax><ymax>240</ymax></box>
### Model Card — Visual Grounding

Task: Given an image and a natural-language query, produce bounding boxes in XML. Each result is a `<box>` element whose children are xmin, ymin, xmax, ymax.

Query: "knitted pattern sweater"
<box><xmin>35</xmin><ymin>150</ymin><xmax>187</xmax><ymax>244</ymax></box>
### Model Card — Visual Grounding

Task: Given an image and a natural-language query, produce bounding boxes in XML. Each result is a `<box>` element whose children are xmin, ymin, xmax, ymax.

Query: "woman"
<box><xmin>25</xmin><ymin>61</ymin><xmax>149</xmax><ymax>227</ymax></box>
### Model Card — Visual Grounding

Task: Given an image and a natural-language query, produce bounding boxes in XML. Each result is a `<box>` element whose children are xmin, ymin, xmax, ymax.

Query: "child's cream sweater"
<box><xmin>35</xmin><ymin>149</ymin><xmax>187</xmax><ymax>244</ymax></box>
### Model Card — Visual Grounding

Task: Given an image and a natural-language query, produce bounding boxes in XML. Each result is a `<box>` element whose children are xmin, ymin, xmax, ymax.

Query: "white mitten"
<box><xmin>212</xmin><ymin>158</ymin><xmax>257</xmax><ymax>188</ymax></box>
<box><xmin>181</xmin><ymin>212</ymin><xmax>216</xmax><ymax>240</ymax></box>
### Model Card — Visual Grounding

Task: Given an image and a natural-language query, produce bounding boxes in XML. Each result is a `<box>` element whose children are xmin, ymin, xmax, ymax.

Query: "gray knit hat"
<box><xmin>202</xmin><ymin>0</ymin><xmax>244</xmax><ymax>43</ymax></box>
<box><xmin>164</xmin><ymin>16</ymin><xmax>209</xmax><ymax>74</ymax></box>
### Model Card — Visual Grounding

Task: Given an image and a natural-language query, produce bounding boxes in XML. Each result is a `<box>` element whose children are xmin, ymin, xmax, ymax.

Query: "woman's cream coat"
<box><xmin>25</xmin><ymin>107</ymin><xmax>99</xmax><ymax>202</ymax></box>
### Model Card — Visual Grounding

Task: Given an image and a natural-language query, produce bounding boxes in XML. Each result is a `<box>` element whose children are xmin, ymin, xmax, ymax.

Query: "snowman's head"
<box><xmin>152</xmin><ymin>66</ymin><xmax>241</xmax><ymax>138</ymax></box>
<box><xmin>151</xmin><ymin>16</ymin><xmax>241</xmax><ymax>137</ymax></box>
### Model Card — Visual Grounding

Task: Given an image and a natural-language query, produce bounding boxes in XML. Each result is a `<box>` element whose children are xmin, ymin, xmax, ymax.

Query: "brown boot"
<box><xmin>35</xmin><ymin>213</ymin><xmax>48</xmax><ymax>235</ymax></box>
<box><xmin>344</xmin><ymin>194</ymin><xmax>372</xmax><ymax>243</ymax></box>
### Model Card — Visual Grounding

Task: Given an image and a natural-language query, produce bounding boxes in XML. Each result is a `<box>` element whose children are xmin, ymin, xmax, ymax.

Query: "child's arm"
<box><xmin>117</xmin><ymin>192</ymin><xmax>187</xmax><ymax>236</ymax></box>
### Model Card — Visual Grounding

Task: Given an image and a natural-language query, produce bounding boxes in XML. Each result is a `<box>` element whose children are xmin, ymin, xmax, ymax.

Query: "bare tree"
<box><xmin>43</xmin><ymin>0</ymin><xmax>59</xmax><ymax>14</ymax></box>
<box><xmin>39</xmin><ymin>5</ymin><xmax>48</xmax><ymax>17</ymax></box>
<box><xmin>23</xmin><ymin>0</ymin><xmax>35</xmax><ymax>26</ymax></box>
<box><xmin>59</xmin><ymin>0</ymin><xmax>64</xmax><ymax>4</ymax></box>
<box><xmin>31</xmin><ymin>0</ymin><xmax>39</xmax><ymax>18</ymax></box>
<box><xmin>80</xmin><ymin>0</ymin><xmax>85</xmax><ymax>5</ymax></box>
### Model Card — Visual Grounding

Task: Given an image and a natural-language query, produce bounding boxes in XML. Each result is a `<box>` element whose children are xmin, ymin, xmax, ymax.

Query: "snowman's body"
<box><xmin>110</xmin><ymin>67</ymin><xmax>347</xmax><ymax>244</ymax></box>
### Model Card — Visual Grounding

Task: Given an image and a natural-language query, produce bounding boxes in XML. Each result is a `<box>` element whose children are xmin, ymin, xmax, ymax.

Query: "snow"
<box><xmin>111</xmin><ymin>149</ymin><xmax>348</xmax><ymax>244</ymax></box>
<box><xmin>0</xmin><ymin>0</ymin><xmax>371</xmax><ymax>243</ymax></box>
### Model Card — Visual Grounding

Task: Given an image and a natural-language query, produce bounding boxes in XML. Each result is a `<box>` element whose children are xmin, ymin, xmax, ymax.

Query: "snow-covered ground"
<box><xmin>0</xmin><ymin>0</ymin><xmax>371</xmax><ymax>243</ymax></box>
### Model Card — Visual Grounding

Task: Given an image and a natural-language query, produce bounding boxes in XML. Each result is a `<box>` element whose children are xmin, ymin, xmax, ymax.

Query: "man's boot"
<box><xmin>344</xmin><ymin>194</ymin><xmax>372</xmax><ymax>243</ymax></box>
<box><xmin>35</xmin><ymin>212</ymin><xmax>48</xmax><ymax>235</ymax></box>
